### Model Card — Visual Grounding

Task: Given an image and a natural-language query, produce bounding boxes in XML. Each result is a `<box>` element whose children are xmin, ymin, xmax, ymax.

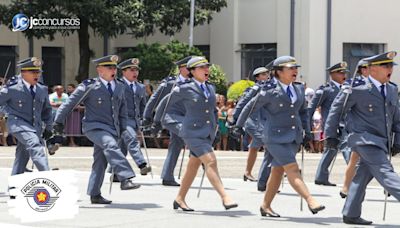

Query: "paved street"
<box><xmin>0</xmin><ymin>146</ymin><xmax>399</xmax><ymax>227</ymax></box>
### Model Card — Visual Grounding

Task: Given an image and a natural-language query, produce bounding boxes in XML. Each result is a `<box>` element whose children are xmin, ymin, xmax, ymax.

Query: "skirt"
<box><xmin>265</xmin><ymin>142</ymin><xmax>300</xmax><ymax>167</ymax></box>
<box><xmin>183</xmin><ymin>137</ymin><xmax>213</xmax><ymax>158</ymax></box>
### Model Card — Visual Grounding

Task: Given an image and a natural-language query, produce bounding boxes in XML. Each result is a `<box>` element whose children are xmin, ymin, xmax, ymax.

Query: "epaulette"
<box><xmin>205</xmin><ymin>81</ymin><xmax>215</xmax><ymax>86</ymax></box>
<box><xmin>82</xmin><ymin>78</ymin><xmax>97</xmax><ymax>86</ymax></box>
<box><xmin>177</xmin><ymin>79</ymin><xmax>191</xmax><ymax>86</ymax></box>
<box><xmin>244</xmin><ymin>87</ymin><xmax>252</xmax><ymax>93</ymax></box>
<box><xmin>6</xmin><ymin>76</ymin><xmax>18</xmax><ymax>87</ymax></box>
<box><xmin>350</xmin><ymin>77</ymin><xmax>365</xmax><ymax>87</ymax></box>
<box><xmin>166</xmin><ymin>75</ymin><xmax>176</xmax><ymax>82</ymax></box>
<box><xmin>293</xmin><ymin>81</ymin><xmax>303</xmax><ymax>85</ymax></box>
<box><xmin>389</xmin><ymin>81</ymin><xmax>398</xmax><ymax>87</ymax></box>
<box><xmin>116</xmin><ymin>78</ymin><xmax>124</xmax><ymax>83</ymax></box>
<box><xmin>261</xmin><ymin>80</ymin><xmax>277</xmax><ymax>91</ymax></box>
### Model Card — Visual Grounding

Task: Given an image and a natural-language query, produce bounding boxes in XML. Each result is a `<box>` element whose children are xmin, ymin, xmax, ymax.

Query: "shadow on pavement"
<box><xmin>80</xmin><ymin>203</ymin><xmax>162</xmax><ymax>210</ymax></box>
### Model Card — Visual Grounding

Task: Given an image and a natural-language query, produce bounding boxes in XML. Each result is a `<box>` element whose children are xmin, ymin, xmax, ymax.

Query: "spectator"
<box><xmin>49</xmin><ymin>85</ymin><xmax>68</xmax><ymax>118</ymax></box>
<box><xmin>217</xmin><ymin>94</ymin><xmax>228</xmax><ymax>150</ymax></box>
<box><xmin>312</xmin><ymin>107</ymin><xmax>324</xmax><ymax>153</ymax></box>
<box><xmin>64</xmin><ymin>84</ymin><xmax>83</xmax><ymax>147</ymax></box>
<box><xmin>226</xmin><ymin>99</ymin><xmax>240</xmax><ymax>151</ymax></box>
<box><xmin>0</xmin><ymin>105</ymin><xmax>8</xmax><ymax>146</ymax></box>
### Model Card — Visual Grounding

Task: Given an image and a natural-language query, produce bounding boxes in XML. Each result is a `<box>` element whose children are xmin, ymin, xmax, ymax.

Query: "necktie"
<box><xmin>200</xmin><ymin>84</ymin><xmax>209</xmax><ymax>98</ymax></box>
<box><xmin>107</xmin><ymin>82</ymin><xmax>113</xmax><ymax>96</ymax></box>
<box><xmin>130</xmin><ymin>83</ymin><xmax>134</xmax><ymax>92</ymax></box>
<box><xmin>30</xmin><ymin>85</ymin><xmax>35</xmax><ymax>98</ymax></box>
<box><xmin>286</xmin><ymin>86</ymin><xmax>293</xmax><ymax>98</ymax></box>
<box><xmin>380</xmin><ymin>84</ymin><xmax>386</xmax><ymax>99</ymax></box>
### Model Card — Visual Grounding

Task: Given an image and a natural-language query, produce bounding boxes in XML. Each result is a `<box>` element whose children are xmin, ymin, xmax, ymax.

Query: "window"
<box><xmin>194</xmin><ymin>45</ymin><xmax>210</xmax><ymax>61</ymax></box>
<box><xmin>240</xmin><ymin>43</ymin><xmax>277</xmax><ymax>79</ymax></box>
<box><xmin>343</xmin><ymin>43</ymin><xmax>385</xmax><ymax>74</ymax></box>
<box><xmin>0</xmin><ymin>46</ymin><xmax>17</xmax><ymax>81</ymax></box>
<box><xmin>42</xmin><ymin>47</ymin><xmax>64</xmax><ymax>88</ymax></box>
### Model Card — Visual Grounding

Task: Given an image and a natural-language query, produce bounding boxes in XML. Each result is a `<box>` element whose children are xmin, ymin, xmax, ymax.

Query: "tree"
<box><xmin>208</xmin><ymin>64</ymin><xmax>228</xmax><ymax>95</ymax></box>
<box><xmin>120</xmin><ymin>40</ymin><xmax>203</xmax><ymax>81</ymax></box>
<box><xmin>0</xmin><ymin>0</ymin><xmax>227</xmax><ymax>82</ymax></box>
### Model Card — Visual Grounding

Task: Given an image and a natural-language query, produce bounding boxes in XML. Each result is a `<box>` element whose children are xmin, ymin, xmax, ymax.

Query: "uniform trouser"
<box><xmin>120</xmin><ymin>126</ymin><xmax>146</xmax><ymax>167</ymax></box>
<box><xmin>161</xmin><ymin>123</ymin><xmax>185</xmax><ymax>181</ymax></box>
<box><xmin>12</xmin><ymin>131</ymin><xmax>49</xmax><ymax>175</ymax></box>
<box><xmin>257</xmin><ymin>148</ymin><xmax>273</xmax><ymax>189</ymax></box>
<box><xmin>342</xmin><ymin>145</ymin><xmax>400</xmax><ymax>218</ymax></box>
<box><xmin>315</xmin><ymin>132</ymin><xmax>351</xmax><ymax>182</ymax></box>
<box><xmin>86</xmin><ymin>129</ymin><xmax>135</xmax><ymax>196</ymax></box>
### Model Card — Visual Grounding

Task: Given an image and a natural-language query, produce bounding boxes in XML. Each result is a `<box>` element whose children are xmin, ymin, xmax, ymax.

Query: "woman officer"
<box><xmin>240</xmin><ymin>56</ymin><xmax>325</xmax><ymax>217</ymax></box>
<box><xmin>159</xmin><ymin>56</ymin><xmax>238</xmax><ymax>211</ymax></box>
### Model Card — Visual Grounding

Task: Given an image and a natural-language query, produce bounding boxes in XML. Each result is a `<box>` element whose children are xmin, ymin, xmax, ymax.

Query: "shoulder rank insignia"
<box><xmin>262</xmin><ymin>80</ymin><xmax>277</xmax><ymax>91</ymax></box>
<box><xmin>351</xmin><ymin>77</ymin><xmax>365</xmax><ymax>87</ymax></box>
<box><xmin>82</xmin><ymin>78</ymin><xmax>96</xmax><ymax>86</ymax></box>
<box><xmin>6</xmin><ymin>76</ymin><xmax>18</xmax><ymax>87</ymax></box>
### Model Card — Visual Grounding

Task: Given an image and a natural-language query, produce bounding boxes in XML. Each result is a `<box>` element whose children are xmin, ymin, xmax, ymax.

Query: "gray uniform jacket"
<box><xmin>133</xmin><ymin>82</ymin><xmax>147</xmax><ymax>122</ymax></box>
<box><xmin>55</xmin><ymin>77</ymin><xmax>128</xmax><ymax>137</ymax></box>
<box><xmin>308</xmin><ymin>81</ymin><xmax>340</xmax><ymax>127</ymax></box>
<box><xmin>324</xmin><ymin>78</ymin><xmax>400</xmax><ymax>152</ymax></box>
<box><xmin>159</xmin><ymin>80</ymin><xmax>218</xmax><ymax>141</ymax></box>
<box><xmin>239</xmin><ymin>80</ymin><xmax>310</xmax><ymax>144</ymax></box>
<box><xmin>118</xmin><ymin>79</ymin><xmax>146</xmax><ymax>129</ymax></box>
<box><xmin>0</xmin><ymin>77</ymin><xmax>52</xmax><ymax>135</ymax></box>
<box><xmin>143</xmin><ymin>76</ymin><xmax>175</xmax><ymax>120</ymax></box>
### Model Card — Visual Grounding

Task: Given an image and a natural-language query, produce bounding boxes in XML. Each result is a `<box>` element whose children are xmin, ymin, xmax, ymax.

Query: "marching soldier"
<box><xmin>309</xmin><ymin>61</ymin><xmax>350</xmax><ymax>186</ymax></box>
<box><xmin>112</xmin><ymin>58</ymin><xmax>151</xmax><ymax>180</ymax></box>
<box><xmin>0</xmin><ymin>57</ymin><xmax>53</xmax><ymax>176</ymax></box>
<box><xmin>324</xmin><ymin>51</ymin><xmax>400</xmax><ymax>225</ymax></box>
<box><xmin>340</xmin><ymin>58</ymin><xmax>369</xmax><ymax>198</ymax></box>
<box><xmin>157</xmin><ymin>56</ymin><xmax>238</xmax><ymax>211</ymax></box>
<box><xmin>143</xmin><ymin>56</ymin><xmax>192</xmax><ymax>186</ymax></box>
<box><xmin>241</xmin><ymin>56</ymin><xmax>324</xmax><ymax>217</ymax></box>
<box><xmin>53</xmin><ymin>55</ymin><xmax>140</xmax><ymax>204</ymax></box>
<box><xmin>232</xmin><ymin>67</ymin><xmax>269</xmax><ymax>183</ymax></box>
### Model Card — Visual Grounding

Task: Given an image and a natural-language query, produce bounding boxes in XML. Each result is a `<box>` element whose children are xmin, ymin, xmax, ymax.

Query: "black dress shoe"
<box><xmin>308</xmin><ymin>205</ymin><xmax>325</xmax><ymax>214</ymax></box>
<box><xmin>162</xmin><ymin>180</ymin><xmax>180</xmax><ymax>186</ymax></box>
<box><xmin>343</xmin><ymin>216</ymin><xmax>372</xmax><ymax>225</ymax></box>
<box><xmin>173</xmin><ymin>200</ymin><xmax>194</xmax><ymax>211</ymax></box>
<box><xmin>314</xmin><ymin>180</ymin><xmax>336</xmax><ymax>186</ymax></box>
<box><xmin>260</xmin><ymin>207</ymin><xmax>280</xmax><ymax>217</ymax></box>
<box><xmin>223</xmin><ymin>202</ymin><xmax>238</xmax><ymax>210</ymax></box>
<box><xmin>120</xmin><ymin>179</ymin><xmax>141</xmax><ymax>190</ymax></box>
<box><xmin>243</xmin><ymin>174</ymin><xmax>257</xmax><ymax>182</ymax></box>
<box><xmin>140</xmin><ymin>166</ymin><xmax>152</xmax><ymax>176</ymax></box>
<box><xmin>91</xmin><ymin>195</ymin><xmax>112</xmax><ymax>204</ymax></box>
<box><xmin>257</xmin><ymin>187</ymin><xmax>266</xmax><ymax>192</ymax></box>
<box><xmin>340</xmin><ymin>191</ymin><xmax>347</xmax><ymax>198</ymax></box>
<box><xmin>112</xmin><ymin>174</ymin><xmax>120</xmax><ymax>183</ymax></box>
<box><xmin>9</xmin><ymin>195</ymin><xmax>16</xmax><ymax>199</ymax></box>
<box><xmin>25</xmin><ymin>167</ymin><xmax>33</xmax><ymax>172</ymax></box>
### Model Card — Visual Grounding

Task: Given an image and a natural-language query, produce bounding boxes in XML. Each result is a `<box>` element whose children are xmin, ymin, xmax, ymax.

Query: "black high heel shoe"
<box><xmin>308</xmin><ymin>205</ymin><xmax>325</xmax><ymax>214</ymax></box>
<box><xmin>260</xmin><ymin>207</ymin><xmax>280</xmax><ymax>217</ymax></box>
<box><xmin>223</xmin><ymin>202</ymin><xmax>238</xmax><ymax>210</ymax></box>
<box><xmin>173</xmin><ymin>200</ymin><xmax>194</xmax><ymax>211</ymax></box>
<box><xmin>243</xmin><ymin>174</ymin><xmax>257</xmax><ymax>182</ymax></box>
<box><xmin>339</xmin><ymin>191</ymin><xmax>347</xmax><ymax>198</ymax></box>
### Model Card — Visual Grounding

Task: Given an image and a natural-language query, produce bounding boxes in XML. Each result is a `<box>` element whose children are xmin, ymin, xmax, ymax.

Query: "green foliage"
<box><xmin>0</xmin><ymin>0</ymin><xmax>227</xmax><ymax>81</ymax></box>
<box><xmin>208</xmin><ymin>64</ymin><xmax>228</xmax><ymax>95</ymax></box>
<box><xmin>227</xmin><ymin>80</ymin><xmax>255</xmax><ymax>101</ymax></box>
<box><xmin>120</xmin><ymin>40</ymin><xmax>203</xmax><ymax>81</ymax></box>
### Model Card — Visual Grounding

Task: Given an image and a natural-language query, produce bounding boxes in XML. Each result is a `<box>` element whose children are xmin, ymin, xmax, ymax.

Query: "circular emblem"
<box><xmin>12</xmin><ymin>13</ymin><xmax>29</xmax><ymax>32</ymax></box>
<box><xmin>111</xmin><ymin>55</ymin><xmax>119</xmax><ymax>62</ymax></box>
<box><xmin>22</xmin><ymin>178</ymin><xmax>61</xmax><ymax>212</ymax></box>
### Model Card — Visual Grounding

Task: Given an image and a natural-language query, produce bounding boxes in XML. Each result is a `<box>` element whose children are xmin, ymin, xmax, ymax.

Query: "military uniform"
<box><xmin>239</xmin><ymin>57</ymin><xmax>310</xmax><ymax>167</ymax></box>
<box><xmin>54</xmin><ymin>55</ymin><xmax>139</xmax><ymax>203</ymax></box>
<box><xmin>233</xmin><ymin>67</ymin><xmax>272</xmax><ymax>190</ymax></box>
<box><xmin>309</xmin><ymin>62</ymin><xmax>351</xmax><ymax>185</ymax></box>
<box><xmin>325</xmin><ymin>52</ymin><xmax>400</xmax><ymax>225</ymax></box>
<box><xmin>143</xmin><ymin>56</ymin><xmax>191</xmax><ymax>185</ymax></box>
<box><xmin>159</xmin><ymin>57</ymin><xmax>217</xmax><ymax>157</ymax></box>
<box><xmin>0</xmin><ymin>58</ymin><xmax>52</xmax><ymax>175</ymax></box>
<box><xmin>117</xmin><ymin>58</ymin><xmax>149</xmax><ymax>174</ymax></box>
